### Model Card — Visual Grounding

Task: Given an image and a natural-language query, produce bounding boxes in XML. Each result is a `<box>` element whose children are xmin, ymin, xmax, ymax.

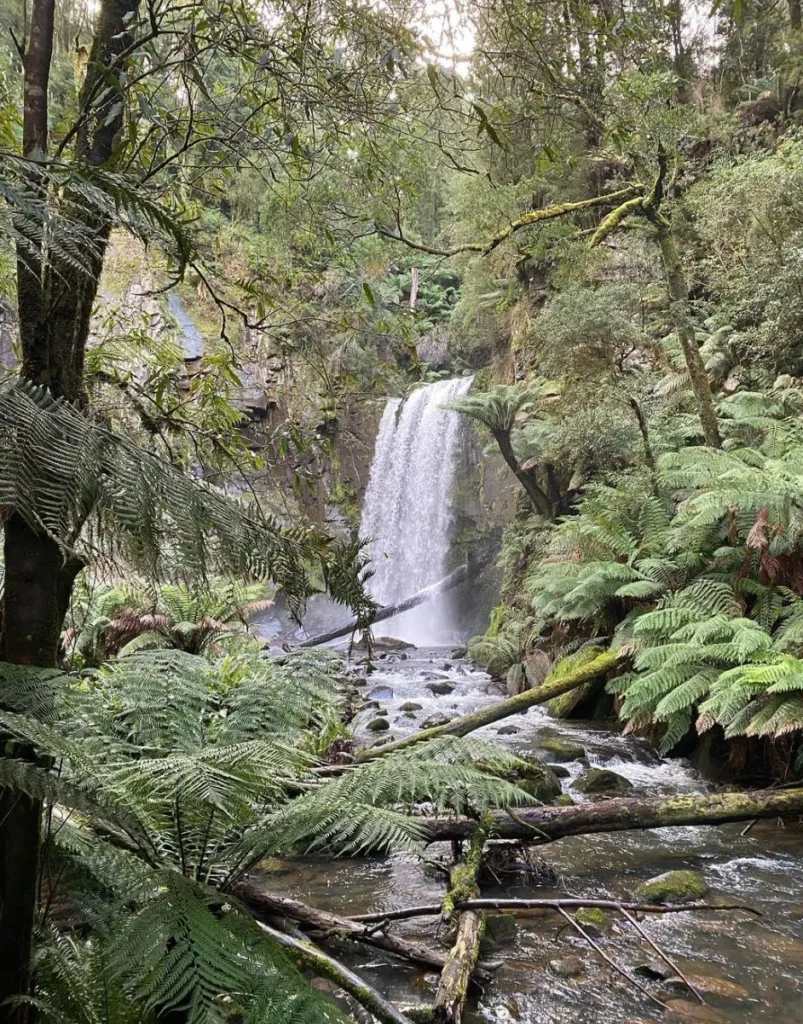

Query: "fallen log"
<box><xmin>257</xmin><ymin>920</ymin><xmax>413</xmax><ymax>1024</ymax></box>
<box><xmin>297</xmin><ymin>564</ymin><xmax>468</xmax><ymax>648</ymax></box>
<box><xmin>357</xmin><ymin>649</ymin><xmax>618</xmax><ymax>760</ymax></box>
<box><xmin>349</xmin><ymin>898</ymin><xmax>758</xmax><ymax>924</ymax></box>
<box><xmin>434</xmin><ymin>818</ymin><xmax>489</xmax><ymax>1024</ymax></box>
<box><xmin>417</xmin><ymin>786</ymin><xmax>803</xmax><ymax>844</ymax></box>
<box><xmin>236</xmin><ymin>882</ymin><xmax>449</xmax><ymax>973</ymax></box>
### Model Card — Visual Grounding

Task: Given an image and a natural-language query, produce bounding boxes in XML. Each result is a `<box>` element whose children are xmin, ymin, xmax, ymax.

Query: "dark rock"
<box><xmin>547</xmin><ymin>763</ymin><xmax>570</xmax><ymax>778</ymax></box>
<box><xmin>451</xmin><ymin>646</ymin><xmax>468</xmax><ymax>659</ymax></box>
<box><xmin>496</xmin><ymin>724</ymin><xmax>521</xmax><ymax>736</ymax></box>
<box><xmin>549</xmin><ymin>955</ymin><xmax>584</xmax><ymax>979</ymax></box>
<box><xmin>366</xmin><ymin>718</ymin><xmax>390</xmax><ymax>732</ymax></box>
<box><xmin>442</xmin><ymin>662</ymin><xmax>452</xmax><ymax>671</ymax></box>
<box><xmin>538</xmin><ymin>736</ymin><xmax>586</xmax><ymax>762</ymax></box>
<box><xmin>425</xmin><ymin>680</ymin><xmax>455</xmax><ymax>696</ymax></box>
<box><xmin>399</xmin><ymin>653</ymin><xmax>408</xmax><ymax>660</ymax></box>
<box><xmin>367</xmin><ymin>686</ymin><xmax>393</xmax><ymax>700</ymax></box>
<box><xmin>374</xmin><ymin>708</ymin><xmax>388</xmax><ymax>717</ymax></box>
<box><xmin>633</xmin><ymin>962</ymin><xmax>671</xmax><ymax>982</ymax></box>
<box><xmin>481</xmin><ymin>914</ymin><xmax>518</xmax><ymax>948</ymax></box>
<box><xmin>485</xmin><ymin>681</ymin><xmax>506</xmax><ymax>696</ymax></box>
<box><xmin>506</xmin><ymin>663</ymin><xmax>526</xmax><ymax>696</ymax></box>
<box><xmin>399</xmin><ymin>701</ymin><xmax>423</xmax><ymax>712</ymax></box>
<box><xmin>573</xmin><ymin>768</ymin><xmax>633</xmax><ymax>795</ymax></box>
<box><xmin>516</xmin><ymin>762</ymin><xmax>562</xmax><ymax>803</ymax></box>
<box><xmin>422</xmin><ymin>712</ymin><xmax>451</xmax><ymax>729</ymax></box>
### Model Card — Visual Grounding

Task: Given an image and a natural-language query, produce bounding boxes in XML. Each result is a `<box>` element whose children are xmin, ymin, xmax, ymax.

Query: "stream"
<box><xmin>258</xmin><ymin>646</ymin><xmax>803</xmax><ymax>1023</ymax></box>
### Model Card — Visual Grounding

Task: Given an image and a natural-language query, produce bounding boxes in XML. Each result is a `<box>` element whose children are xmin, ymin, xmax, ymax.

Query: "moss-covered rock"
<box><xmin>538</xmin><ymin>736</ymin><xmax>586</xmax><ymax>762</ymax></box>
<box><xmin>554</xmin><ymin>793</ymin><xmax>576</xmax><ymax>807</ymax></box>
<box><xmin>506</xmin><ymin>662</ymin><xmax>526</xmax><ymax>696</ymax></box>
<box><xmin>366</xmin><ymin>717</ymin><xmax>390</xmax><ymax>732</ymax></box>
<box><xmin>572</xmin><ymin>768</ymin><xmax>633</xmax><ymax>795</ymax></box>
<box><xmin>515</xmin><ymin>761</ymin><xmax>562</xmax><ymax>803</ymax></box>
<box><xmin>634</xmin><ymin>870</ymin><xmax>708</xmax><ymax>904</ymax></box>
<box><xmin>574</xmin><ymin>907</ymin><xmax>610</xmax><ymax>935</ymax></box>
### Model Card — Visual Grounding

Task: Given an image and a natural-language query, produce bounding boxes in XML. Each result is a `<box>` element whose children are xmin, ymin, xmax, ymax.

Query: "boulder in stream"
<box><xmin>538</xmin><ymin>736</ymin><xmax>586</xmax><ymax>762</ymax></box>
<box><xmin>506</xmin><ymin>662</ymin><xmax>526</xmax><ymax>696</ymax></box>
<box><xmin>573</xmin><ymin>907</ymin><xmax>610</xmax><ymax>935</ymax></box>
<box><xmin>515</xmin><ymin>761</ymin><xmax>562</xmax><ymax>803</ymax></box>
<box><xmin>366</xmin><ymin>717</ymin><xmax>390</xmax><ymax>732</ymax></box>
<box><xmin>573</xmin><ymin>768</ymin><xmax>633</xmax><ymax>795</ymax></box>
<box><xmin>496</xmin><ymin>724</ymin><xmax>521</xmax><ymax>736</ymax></box>
<box><xmin>425</xmin><ymin>680</ymin><xmax>455</xmax><ymax>695</ymax></box>
<box><xmin>549</xmin><ymin>955</ymin><xmax>585</xmax><ymax>979</ymax></box>
<box><xmin>451</xmin><ymin>646</ymin><xmax>468</xmax><ymax>658</ymax></box>
<box><xmin>398</xmin><ymin>701</ymin><xmax>423</xmax><ymax>712</ymax></box>
<box><xmin>635</xmin><ymin>869</ymin><xmax>708</xmax><ymax>904</ymax></box>
<box><xmin>422</xmin><ymin>712</ymin><xmax>452</xmax><ymax>729</ymax></box>
<box><xmin>367</xmin><ymin>686</ymin><xmax>393</xmax><ymax>700</ymax></box>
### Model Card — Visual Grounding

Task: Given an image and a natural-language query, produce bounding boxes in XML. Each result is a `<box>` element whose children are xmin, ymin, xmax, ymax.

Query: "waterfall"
<box><xmin>360</xmin><ymin>376</ymin><xmax>473</xmax><ymax>644</ymax></box>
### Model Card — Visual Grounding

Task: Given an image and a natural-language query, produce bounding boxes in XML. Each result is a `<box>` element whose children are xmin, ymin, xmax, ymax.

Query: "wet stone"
<box><xmin>366</xmin><ymin>717</ymin><xmax>390</xmax><ymax>732</ymax></box>
<box><xmin>399</xmin><ymin>702</ymin><xmax>423</xmax><ymax>712</ymax></box>
<box><xmin>451</xmin><ymin>646</ymin><xmax>468</xmax><ymax>658</ymax></box>
<box><xmin>573</xmin><ymin>907</ymin><xmax>610</xmax><ymax>935</ymax></box>
<box><xmin>635</xmin><ymin>870</ymin><xmax>708</xmax><ymax>904</ymax></box>
<box><xmin>538</xmin><ymin>736</ymin><xmax>586</xmax><ymax>762</ymax></box>
<box><xmin>422</xmin><ymin>712</ymin><xmax>452</xmax><ymax>729</ymax></box>
<box><xmin>665</xmin><ymin>999</ymin><xmax>725</xmax><ymax>1022</ymax></box>
<box><xmin>367</xmin><ymin>686</ymin><xmax>394</xmax><ymax>700</ymax></box>
<box><xmin>573</xmin><ymin>768</ymin><xmax>634</xmax><ymax>795</ymax></box>
<box><xmin>547</xmin><ymin>763</ymin><xmax>571</xmax><ymax>778</ymax></box>
<box><xmin>425</xmin><ymin>680</ymin><xmax>455</xmax><ymax>695</ymax></box>
<box><xmin>549</xmin><ymin>955</ymin><xmax>585</xmax><ymax>978</ymax></box>
<box><xmin>496</xmin><ymin>724</ymin><xmax>521</xmax><ymax>736</ymax></box>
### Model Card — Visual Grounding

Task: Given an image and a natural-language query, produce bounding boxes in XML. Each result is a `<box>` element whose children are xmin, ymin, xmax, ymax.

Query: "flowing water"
<box><xmin>359</xmin><ymin>377</ymin><xmax>473</xmax><ymax>645</ymax></box>
<box><xmin>260</xmin><ymin>650</ymin><xmax>803</xmax><ymax>1022</ymax></box>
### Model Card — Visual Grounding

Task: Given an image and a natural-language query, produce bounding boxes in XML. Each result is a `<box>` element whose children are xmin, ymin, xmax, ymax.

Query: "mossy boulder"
<box><xmin>538</xmin><ymin>736</ymin><xmax>586</xmax><ymax>762</ymax></box>
<box><xmin>554</xmin><ymin>793</ymin><xmax>575</xmax><ymax>807</ymax></box>
<box><xmin>635</xmin><ymin>870</ymin><xmax>708</xmax><ymax>904</ymax></box>
<box><xmin>572</xmin><ymin>768</ymin><xmax>633</xmax><ymax>795</ymax></box>
<box><xmin>516</xmin><ymin>761</ymin><xmax>562</xmax><ymax>803</ymax></box>
<box><xmin>574</xmin><ymin>907</ymin><xmax>610</xmax><ymax>935</ymax></box>
<box><xmin>366</xmin><ymin>717</ymin><xmax>390</xmax><ymax>732</ymax></box>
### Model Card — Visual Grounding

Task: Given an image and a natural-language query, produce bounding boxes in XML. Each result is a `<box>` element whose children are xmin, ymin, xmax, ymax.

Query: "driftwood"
<box><xmin>256</xmin><ymin>920</ymin><xmax>413</xmax><ymax>1024</ymax></box>
<box><xmin>357</xmin><ymin>650</ymin><xmax>618</xmax><ymax>760</ymax></box>
<box><xmin>417</xmin><ymin>786</ymin><xmax>803</xmax><ymax>843</ymax></box>
<box><xmin>433</xmin><ymin>818</ymin><xmax>489</xmax><ymax>1024</ymax></box>
<box><xmin>236</xmin><ymin>882</ymin><xmax>449</xmax><ymax>973</ymax></box>
<box><xmin>297</xmin><ymin>564</ymin><xmax>468</xmax><ymax>648</ymax></box>
<box><xmin>350</xmin><ymin>898</ymin><xmax>758</xmax><ymax>924</ymax></box>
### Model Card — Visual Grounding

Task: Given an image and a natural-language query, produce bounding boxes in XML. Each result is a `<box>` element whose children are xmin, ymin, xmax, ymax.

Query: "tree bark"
<box><xmin>655</xmin><ymin>225</ymin><xmax>721</xmax><ymax>448</ymax></box>
<box><xmin>417</xmin><ymin>786</ymin><xmax>803</xmax><ymax>844</ymax></box>
<box><xmin>357</xmin><ymin>651</ymin><xmax>618</xmax><ymax>760</ymax></box>
<box><xmin>256</xmin><ymin>921</ymin><xmax>414</xmax><ymax>1024</ymax></box>
<box><xmin>0</xmin><ymin>516</ymin><xmax>64</xmax><ymax>1024</ymax></box>
<box><xmin>234</xmin><ymin>882</ymin><xmax>453</xmax><ymax>974</ymax></box>
<box><xmin>434</xmin><ymin>820</ymin><xmax>489</xmax><ymax>1024</ymax></box>
<box><xmin>297</xmin><ymin>564</ymin><xmax>468</xmax><ymax>648</ymax></box>
<box><xmin>492</xmin><ymin>429</ymin><xmax>554</xmax><ymax>518</ymax></box>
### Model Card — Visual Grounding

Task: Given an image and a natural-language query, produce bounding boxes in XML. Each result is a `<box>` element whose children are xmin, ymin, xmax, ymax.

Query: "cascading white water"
<box><xmin>360</xmin><ymin>376</ymin><xmax>473</xmax><ymax>644</ymax></box>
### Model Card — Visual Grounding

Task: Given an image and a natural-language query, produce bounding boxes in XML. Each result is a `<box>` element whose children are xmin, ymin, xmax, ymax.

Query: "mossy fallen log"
<box><xmin>418</xmin><ymin>786</ymin><xmax>803</xmax><ymax>844</ymax></box>
<box><xmin>237</xmin><ymin>882</ymin><xmax>449</xmax><ymax>972</ymax></box>
<box><xmin>257</xmin><ymin>920</ymin><xmax>413</xmax><ymax>1024</ymax></box>
<box><xmin>434</xmin><ymin>817</ymin><xmax>490</xmax><ymax>1024</ymax></box>
<box><xmin>357</xmin><ymin>650</ymin><xmax>618</xmax><ymax>760</ymax></box>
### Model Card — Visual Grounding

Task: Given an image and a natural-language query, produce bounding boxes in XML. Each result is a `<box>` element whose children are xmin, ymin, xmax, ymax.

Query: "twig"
<box><xmin>618</xmin><ymin>905</ymin><xmax>705</xmax><ymax>1004</ymax></box>
<box><xmin>557</xmin><ymin>907</ymin><xmax>670</xmax><ymax>1011</ymax></box>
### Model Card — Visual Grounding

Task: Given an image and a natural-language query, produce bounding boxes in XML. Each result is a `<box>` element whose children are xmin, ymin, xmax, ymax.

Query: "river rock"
<box><xmin>538</xmin><ymin>737</ymin><xmax>586</xmax><ymax>762</ymax></box>
<box><xmin>482</xmin><ymin>913</ymin><xmax>518</xmax><ymax>948</ymax></box>
<box><xmin>555</xmin><ymin>793</ymin><xmax>575</xmax><ymax>806</ymax></box>
<box><xmin>573</xmin><ymin>768</ymin><xmax>633</xmax><ymax>795</ymax></box>
<box><xmin>506</xmin><ymin>662</ymin><xmax>526</xmax><ymax>696</ymax></box>
<box><xmin>422</xmin><ymin>712</ymin><xmax>452</xmax><ymax>729</ymax></box>
<box><xmin>635</xmin><ymin>870</ymin><xmax>708</xmax><ymax>903</ymax></box>
<box><xmin>399</xmin><ymin>701</ymin><xmax>423</xmax><ymax>712</ymax></box>
<box><xmin>664</xmin><ymin>999</ymin><xmax>725</xmax><ymax>1022</ymax></box>
<box><xmin>547</xmin><ymin>763</ymin><xmax>571</xmax><ymax>778</ymax></box>
<box><xmin>366</xmin><ymin>717</ymin><xmax>390</xmax><ymax>732</ymax></box>
<box><xmin>496</xmin><ymin>724</ymin><xmax>521</xmax><ymax>736</ymax></box>
<box><xmin>549</xmin><ymin>955</ymin><xmax>585</xmax><ymax>978</ymax></box>
<box><xmin>573</xmin><ymin>907</ymin><xmax>610</xmax><ymax>935</ymax></box>
<box><xmin>451</xmin><ymin>646</ymin><xmax>468</xmax><ymax>659</ymax></box>
<box><xmin>425</xmin><ymin>680</ymin><xmax>455</xmax><ymax>695</ymax></box>
<box><xmin>367</xmin><ymin>686</ymin><xmax>393</xmax><ymax>700</ymax></box>
<box><xmin>356</xmin><ymin>636</ymin><xmax>415</xmax><ymax>651</ymax></box>
<box><xmin>678</xmin><ymin>972</ymin><xmax>750</xmax><ymax>999</ymax></box>
<box><xmin>517</xmin><ymin>762</ymin><xmax>562</xmax><ymax>803</ymax></box>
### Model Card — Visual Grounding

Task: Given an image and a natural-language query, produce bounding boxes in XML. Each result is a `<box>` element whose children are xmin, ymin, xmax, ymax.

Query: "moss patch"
<box><xmin>635</xmin><ymin>870</ymin><xmax>708</xmax><ymax>904</ymax></box>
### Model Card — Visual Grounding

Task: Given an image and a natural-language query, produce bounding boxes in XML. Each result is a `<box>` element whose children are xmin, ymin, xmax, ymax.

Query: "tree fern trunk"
<box><xmin>0</xmin><ymin>515</ymin><xmax>63</xmax><ymax>1024</ymax></box>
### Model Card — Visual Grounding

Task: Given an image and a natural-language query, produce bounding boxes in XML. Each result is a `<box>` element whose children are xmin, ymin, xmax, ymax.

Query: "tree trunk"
<box><xmin>656</xmin><ymin>225</ymin><xmax>721</xmax><ymax>448</ymax></box>
<box><xmin>0</xmin><ymin>516</ymin><xmax>64</xmax><ymax>1024</ymax></box>
<box><xmin>434</xmin><ymin>820</ymin><xmax>489</xmax><ymax>1024</ymax></box>
<box><xmin>297</xmin><ymin>565</ymin><xmax>468</xmax><ymax>648</ymax></box>
<box><xmin>492</xmin><ymin>429</ymin><xmax>554</xmax><ymax>518</ymax></box>
<box><xmin>357</xmin><ymin>650</ymin><xmax>617</xmax><ymax>760</ymax></box>
<box><xmin>417</xmin><ymin>786</ymin><xmax>803</xmax><ymax>844</ymax></box>
<box><xmin>791</xmin><ymin>0</ymin><xmax>802</xmax><ymax>30</ymax></box>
